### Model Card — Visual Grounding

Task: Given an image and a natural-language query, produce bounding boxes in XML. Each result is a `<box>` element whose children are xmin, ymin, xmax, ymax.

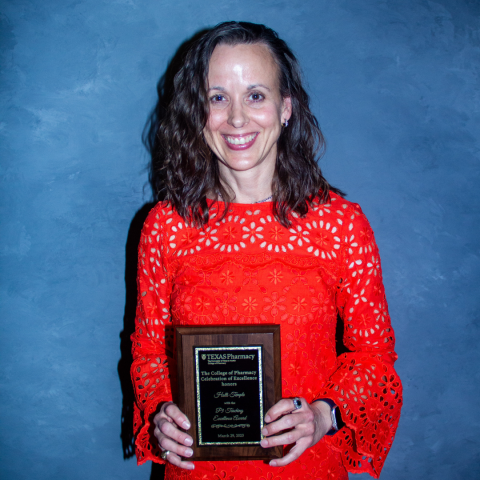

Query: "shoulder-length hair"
<box><xmin>155</xmin><ymin>21</ymin><xmax>343</xmax><ymax>228</ymax></box>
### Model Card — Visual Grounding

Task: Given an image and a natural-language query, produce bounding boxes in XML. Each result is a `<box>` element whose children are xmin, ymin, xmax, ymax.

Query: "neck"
<box><xmin>216</xmin><ymin>160</ymin><xmax>274</xmax><ymax>204</ymax></box>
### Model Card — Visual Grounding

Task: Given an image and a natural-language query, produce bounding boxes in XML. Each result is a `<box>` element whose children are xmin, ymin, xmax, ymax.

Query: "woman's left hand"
<box><xmin>260</xmin><ymin>397</ymin><xmax>333</xmax><ymax>467</ymax></box>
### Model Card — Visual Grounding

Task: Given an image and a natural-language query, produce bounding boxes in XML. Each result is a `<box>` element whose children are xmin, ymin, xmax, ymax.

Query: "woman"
<box><xmin>131</xmin><ymin>21</ymin><xmax>402</xmax><ymax>479</ymax></box>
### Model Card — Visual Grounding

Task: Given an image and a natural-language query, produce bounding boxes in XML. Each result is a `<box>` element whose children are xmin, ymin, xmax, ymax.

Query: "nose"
<box><xmin>228</xmin><ymin>100</ymin><xmax>249</xmax><ymax>128</ymax></box>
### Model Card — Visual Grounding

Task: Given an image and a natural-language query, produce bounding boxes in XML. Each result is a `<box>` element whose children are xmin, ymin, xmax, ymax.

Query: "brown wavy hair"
<box><xmin>155</xmin><ymin>21</ymin><xmax>343</xmax><ymax>227</ymax></box>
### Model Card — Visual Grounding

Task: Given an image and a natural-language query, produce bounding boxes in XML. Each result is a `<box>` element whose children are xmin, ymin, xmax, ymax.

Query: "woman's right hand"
<box><xmin>153</xmin><ymin>401</ymin><xmax>195</xmax><ymax>470</ymax></box>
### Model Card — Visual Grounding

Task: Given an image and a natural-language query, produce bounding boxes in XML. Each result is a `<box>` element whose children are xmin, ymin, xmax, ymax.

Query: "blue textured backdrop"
<box><xmin>1</xmin><ymin>1</ymin><xmax>479</xmax><ymax>479</ymax></box>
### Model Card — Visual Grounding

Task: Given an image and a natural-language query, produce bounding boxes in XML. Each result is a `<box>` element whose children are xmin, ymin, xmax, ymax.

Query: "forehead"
<box><xmin>207</xmin><ymin>43</ymin><xmax>280</xmax><ymax>88</ymax></box>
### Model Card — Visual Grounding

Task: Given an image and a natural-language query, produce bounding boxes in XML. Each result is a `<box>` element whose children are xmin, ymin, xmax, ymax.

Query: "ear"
<box><xmin>281</xmin><ymin>96</ymin><xmax>292</xmax><ymax>122</ymax></box>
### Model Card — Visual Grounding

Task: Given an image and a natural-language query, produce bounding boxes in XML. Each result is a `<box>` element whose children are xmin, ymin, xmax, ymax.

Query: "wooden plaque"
<box><xmin>175</xmin><ymin>325</ymin><xmax>282</xmax><ymax>461</ymax></box>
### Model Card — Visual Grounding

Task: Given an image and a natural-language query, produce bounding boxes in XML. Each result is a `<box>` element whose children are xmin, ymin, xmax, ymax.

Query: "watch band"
<box><xmin>314</xmin><ymin>398</ymin><xmax>345</xmax><ymax>435</ymax></box>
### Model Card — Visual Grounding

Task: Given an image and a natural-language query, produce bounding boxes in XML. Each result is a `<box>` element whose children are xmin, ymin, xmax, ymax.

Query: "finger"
<box><xmin>162</xmin><ymin>403</ymin><xmax>192</xmax><ymax>430</ymax></box>
<box><xmin>158</xmin><ymin>418</ymin><xmax>193</xmax><ymax>447</ymax></box>
<box><xmin>260</xmin><ymin>420</ymin><xmax>313</xmax><ymax>448</ymax></box>
<box><xmin>161</xmin><ymin>451</ymin><xmax>195</xmax><ymax>470</ymax></box>
<box><xmin>269</xmin><ymin>438</ymin><xmax>311</xmax><ymax>467</ymax></box>
<box><xmin>262</xmin><ymin>409</ymin><xmax>314</xmax><ymax>437</ymax></box>
<box><xmin>265</xmin><ymin>398</ymin><xmax>304</xmax><ymax>423</ymax></box>
<box><xmin>156</xmin><ymin>433</ymin><xmax>194</xmax><ymax>459</ymax></box>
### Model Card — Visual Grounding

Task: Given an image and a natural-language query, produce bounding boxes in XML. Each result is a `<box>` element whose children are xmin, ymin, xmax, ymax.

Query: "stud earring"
<box><xmin>282</xmin><ymin>120</ymin><xmax>289</xmax><ymax>127</ymax></box>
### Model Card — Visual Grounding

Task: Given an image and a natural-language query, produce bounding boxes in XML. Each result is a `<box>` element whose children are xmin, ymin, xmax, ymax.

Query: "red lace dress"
<box><xmin>131</xmin><ymin>193</ymin><xmax>402</xmax><ymax>479</ymax></box>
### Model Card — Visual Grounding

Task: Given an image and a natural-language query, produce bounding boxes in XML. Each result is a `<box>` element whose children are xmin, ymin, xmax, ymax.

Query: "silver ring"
<box><xmin>293</xmin><ymin>397</ymin><xmax>302</xmax><ymax>410</ymax></box>
<box><xmin>160</xmin><ymin>450</ymin><xmax>170</xmax><ymax>461</ymax></box>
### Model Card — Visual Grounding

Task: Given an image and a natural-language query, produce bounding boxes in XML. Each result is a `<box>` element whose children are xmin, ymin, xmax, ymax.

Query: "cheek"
<box><xmin>204</xmin><ymin>120</ymin><xmax>218</xmax><ymax>145</ymax></box>
<box><xmin>205</xmin><ymin>111</ymin><xmax>225</xmax><ymax>134</ymax></box>
<box><xmin>254</xmin><ymin>106</ymin><xmax>282</xmax><ymax>129</ymax></box>
<box><xmin>204</xmin><ymin>119</ymin><xmax>226</xmax><ymax>154</ymax></box>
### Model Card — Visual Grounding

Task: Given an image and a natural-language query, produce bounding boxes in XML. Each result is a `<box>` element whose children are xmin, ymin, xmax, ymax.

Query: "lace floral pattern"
<box><xmin>131</xmin><ymin>193</ymin><xmax>402</xmax><ymax>479</ymax></box>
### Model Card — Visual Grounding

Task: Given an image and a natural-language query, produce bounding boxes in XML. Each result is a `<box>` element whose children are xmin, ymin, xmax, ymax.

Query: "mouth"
<box><xmin>222</xmin><ymin>133</ymin><xmax>258</xmax><ymax>150</ymax></box>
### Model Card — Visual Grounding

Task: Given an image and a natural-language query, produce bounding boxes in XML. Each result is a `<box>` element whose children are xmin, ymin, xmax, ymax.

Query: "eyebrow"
<box><xmin>207</xmin><ymin>84</ymin><xmax>271</xmax><ymax>92</ymax></box>
<box><xmin>247</xmin><ymin>84</ymin><xmax>271</xmax><ymax>91</ymax></box>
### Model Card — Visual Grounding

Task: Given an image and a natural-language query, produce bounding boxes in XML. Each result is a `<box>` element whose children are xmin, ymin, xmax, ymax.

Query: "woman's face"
<box><xmin>203</xmin><ymin>43</ymin><xmax>291</xmax><ymax>179</ymax></box>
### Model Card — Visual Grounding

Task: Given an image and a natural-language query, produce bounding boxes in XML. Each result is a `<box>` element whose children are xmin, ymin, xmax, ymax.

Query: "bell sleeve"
<box><xmin>130</xmin><ymin>206</ymin><xmax>173</xmax><ymax>465</ymax></box>
<box><xmin>315</xmin><ymin>203</ymin><xmax>403</xmax><ymax>478</ymax></box>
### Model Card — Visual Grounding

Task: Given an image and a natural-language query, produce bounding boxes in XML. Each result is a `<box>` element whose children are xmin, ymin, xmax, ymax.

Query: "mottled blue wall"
<box><xmin>1</xmin><ymin>1</ymin><xmax>479</xmax><ymax>479</ymax></box>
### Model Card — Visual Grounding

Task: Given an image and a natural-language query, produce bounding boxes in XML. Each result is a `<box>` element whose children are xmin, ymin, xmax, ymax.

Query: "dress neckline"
<box><xmin>206</xmin><ymin>198</ymin><xmax>274</xmax><ymax>210</ymax></box>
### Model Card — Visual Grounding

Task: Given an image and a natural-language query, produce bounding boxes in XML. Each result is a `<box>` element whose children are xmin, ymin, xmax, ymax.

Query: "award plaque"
<box><xmin>175</xmin><ymin>325</ymin><xmax>282</xmax><ymax>461</ymax></box>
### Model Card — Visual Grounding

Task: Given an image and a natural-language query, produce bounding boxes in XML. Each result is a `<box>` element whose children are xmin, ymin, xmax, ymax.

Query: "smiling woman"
<box><xmin>154</xmin><ymin>21</ymin><xmax>342</xmax><ymax>228</ymax></box>
<box><xmin>131</xmin><ymin>21</ymin><xmax>402</xmax><ymax>480</ymax></box>
<box><xmin>203</xmin><ymin>43</ymin><xmax>291</xmax><ymax>197</ymax></box>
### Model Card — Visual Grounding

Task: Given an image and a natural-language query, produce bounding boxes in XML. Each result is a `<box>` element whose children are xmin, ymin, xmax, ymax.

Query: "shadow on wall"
<box><xmin>117</xmin><ymin>26</ymin><xmax>350</xmax><ymax>480</ymax></box>
<box><xmin>117</xmin><ymin>28</ymin><xmax>211</xmax><ymax>480</ymax></box>
<box><xmin>118</xmin><ymin>201</ymin><xmax>155</xmax><ymax>460</ymax></box>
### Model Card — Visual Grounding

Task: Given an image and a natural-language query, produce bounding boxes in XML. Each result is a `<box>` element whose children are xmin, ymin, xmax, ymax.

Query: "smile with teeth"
<box><xmin>223</xmin><ymin>133</ymin><xmax>258</xmax><ymax>145</ymax></box>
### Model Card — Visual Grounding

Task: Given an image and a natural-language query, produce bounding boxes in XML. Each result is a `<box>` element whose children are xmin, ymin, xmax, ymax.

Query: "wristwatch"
<box><xmin>314</xmin><ymin>398</ymin><xmax>345</xmax><ymax>435</ymax></box>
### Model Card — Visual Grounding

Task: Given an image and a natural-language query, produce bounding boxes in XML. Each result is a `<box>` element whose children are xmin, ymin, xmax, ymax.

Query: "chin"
<box><xmin>222</xmin><ymin>158</ymin><xmax>265</xmax><ymax>171</ymax></box>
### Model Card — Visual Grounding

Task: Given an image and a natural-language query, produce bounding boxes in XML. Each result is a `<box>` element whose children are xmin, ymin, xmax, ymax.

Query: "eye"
<box><xmin>249</xmin><ymin>92</ymin><xmax>264</xmax><ymax>102</ymax></box>
<box><xmin>210</xmin><ymin>94</ymin><xmax>225</xmax><ymax>103</ymax></box>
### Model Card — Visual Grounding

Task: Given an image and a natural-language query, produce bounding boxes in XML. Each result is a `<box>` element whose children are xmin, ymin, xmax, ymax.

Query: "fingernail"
<box><xmin>185</xmin><ymin>437</ymin><xmax>193</xmax><ymax>446</ymax></box>
<box><xmin>185</xmin><ymin>448</ymin><xmax>193</xmax><ymax>457</ymax></box>
<box><xmin>187</xmin><ymin>464</ymin><xmax>195</xmax><ymax>470</ymax></box>
<box><xmin>270</xmin><ymin>460</ymin><xmax>277</xmax><ymax>467</ymax></box>
<box><xmin>265</xmin><ymin>415</ymin><xmax>271</xmax><ymax>423</ymax></box>
<box><xmin>183</xmin><ymin>421</ymin><xmax>191</xmax><ymax>429</ymax></box>
<box><xmin>261</xmin><ymin>428</ymin><xmax>268</xmax><ymax>435</ymax></box>
<box><xmin>260</xmin><ymin>439</ymin><xmax>268</xmax><ymax>447</ymax></box>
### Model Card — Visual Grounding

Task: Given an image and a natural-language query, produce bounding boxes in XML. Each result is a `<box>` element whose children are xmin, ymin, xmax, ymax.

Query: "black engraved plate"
<box><xmin>194</xmin><ymin>346</ymin><xmax>263</xmax><ymax>445</ymax></box>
